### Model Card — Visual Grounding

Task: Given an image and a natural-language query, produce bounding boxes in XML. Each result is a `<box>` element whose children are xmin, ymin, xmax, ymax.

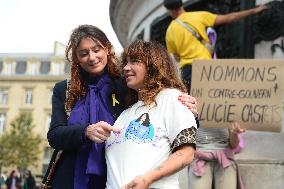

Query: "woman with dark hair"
<box><xmin>23</xmin><ymin>170</ymin><xmax>35</xmax><ymax>189</ymax></box>
<box><xmin>5</xmin><ymin>170</ymin><xmax>21</xmax><ymax>189</ymax></box>
<box><xmin>125</xmin><ymin>113</ymin><xmax>154</xmax><ymax>142</ymax></box>
<box><xmin>105</xmin><ymin>40</ymin><xmax>197</xmax><ymax>189</ymax></box>
<box><xmin>43</xmin><ymin>25</ymin><xmax>198</xmax><ymax>189</ymax></box>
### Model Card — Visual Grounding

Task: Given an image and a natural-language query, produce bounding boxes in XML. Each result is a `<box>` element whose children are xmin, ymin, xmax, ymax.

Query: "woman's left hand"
<box><xmin>178</xmin><ymin>93</ymin><xmax>198</xmax><ymax>117</ymax></box>
<box><xmin>121</xmin><ymin>175</ymin><xmax>150</xmax><ymax>189</ymax></box>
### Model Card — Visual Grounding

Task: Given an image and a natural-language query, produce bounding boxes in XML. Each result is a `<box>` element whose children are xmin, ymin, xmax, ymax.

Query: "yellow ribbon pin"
<box><xmin>112</xmin><ymin>93</ymin><xmax>120</xmax><ymax>106</ymax></box>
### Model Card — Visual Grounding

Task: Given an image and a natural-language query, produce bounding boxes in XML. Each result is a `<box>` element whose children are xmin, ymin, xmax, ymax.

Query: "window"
<box><xmin>40</xmin><ymin>61</ymin><xmax>50</xmax><ymax>74</ymax></box>
<box><xmin>53</xmin><ymin>62</ymin><xmax>62</xmax><ymax>75</ymax></box>
<box><xmin>30</xmin><ymin>63</ymin><xmax>37</xmax><ymax>75</ymax></box>
<box><xmin>15</xmin><ymin>61</ymin><xmax>27</xmax><ymax>74</ymax></box>
<box><xmin>0</xmin><ymin>89</ymin><xmax>8</xmax><ymax>105</ymax></box>
<box><xmin>0</xmin><ymin>113</ymin><xmax>6</xmax><ymax>134</ymax></box>
<box><xmin>6</xmin><ymin>62</ymin><xmax>13</xmax><ymax>75</ymax></box>
<box><xmin>24</xmin><ymin>89</ymin><xmax>33</xmax><ymax>105</ymax></box>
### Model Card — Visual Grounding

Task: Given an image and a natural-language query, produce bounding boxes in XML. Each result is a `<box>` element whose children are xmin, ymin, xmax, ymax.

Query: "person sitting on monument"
<box><xmin>163</xmin><ymin>0</ymin><xmax>267</xmax><ymax>91</ymax></box>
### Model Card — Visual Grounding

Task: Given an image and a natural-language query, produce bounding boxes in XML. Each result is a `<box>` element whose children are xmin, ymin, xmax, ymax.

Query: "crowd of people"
<box><xmin>0</xmin><ymin>170</ymin><xmax>36</xmax><ymax>189</ymax></box>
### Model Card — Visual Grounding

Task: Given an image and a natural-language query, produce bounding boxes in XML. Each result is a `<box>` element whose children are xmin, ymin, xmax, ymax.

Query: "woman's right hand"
<box><xmin>230</xmin><ymin>122</ymin><xmax>245</xmax><ymax>135</ymax></box>
<box><xmin>85</xmin><ymin>121</ymin><xmax>121</xmax><ymax>143</ymax></box>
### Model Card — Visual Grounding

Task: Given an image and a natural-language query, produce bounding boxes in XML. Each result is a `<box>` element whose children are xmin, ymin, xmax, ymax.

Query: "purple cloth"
<box><xmin>68</xmin><ymin>73</ymin><xmax>114</xmax><ymax>189</ymax></box>
<box><xmin>207</xmin><ymin>27</ymin><xmax>217</xmax><ymax>59</ymax></box>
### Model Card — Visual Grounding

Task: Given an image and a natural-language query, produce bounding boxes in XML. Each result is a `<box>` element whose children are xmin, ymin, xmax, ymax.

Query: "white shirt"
<box><xmin>106</xmin><ymin>89</ymin><xmax>197</xmax><ymax>189</ymax></box>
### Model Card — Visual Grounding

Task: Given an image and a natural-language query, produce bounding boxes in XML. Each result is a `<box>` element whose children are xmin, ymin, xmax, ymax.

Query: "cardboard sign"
<box><xmin>191</xmin><ymin>59</ymin><xmax>284</xmax><ymax>132</ymax></box>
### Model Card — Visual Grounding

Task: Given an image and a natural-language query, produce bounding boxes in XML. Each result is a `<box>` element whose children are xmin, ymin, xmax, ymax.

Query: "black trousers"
<box><xmin>181</xmin><ymin>64</ymin><xmax>192</xmax><ymax>92</ymax></box>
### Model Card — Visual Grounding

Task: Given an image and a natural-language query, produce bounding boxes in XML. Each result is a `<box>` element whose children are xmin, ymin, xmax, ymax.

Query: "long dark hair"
<box><xmin>136</xmin><ymin>113</ymin><xmax>150</xmax><ymax>126</ymax></box>
<box><xmin>9</xmin><ymin>170</ymin><xmax>16</xmax><ymax>178</ymax></box>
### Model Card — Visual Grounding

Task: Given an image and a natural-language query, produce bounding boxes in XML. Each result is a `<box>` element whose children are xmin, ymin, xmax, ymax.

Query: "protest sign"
<box><xmin>191</xmin><ymin>59</ymin><xmax>284</xmax><ymax>132</ymax></box>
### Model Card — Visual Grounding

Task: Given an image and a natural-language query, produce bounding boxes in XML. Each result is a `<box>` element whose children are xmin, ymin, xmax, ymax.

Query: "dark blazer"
<box><xmin>5</xmin><ymin>176</ymin><xmax>21</xmax><ymax>189</ymax></box>
<box><xmin>24</xmin><ymin>176</ymin><xmax>36</xmax><ymax>189</ymax></box>
<box><xmin>43</xmin><ymin>77</ymin><xmax>126</xmax><ymax>189</ymax></box>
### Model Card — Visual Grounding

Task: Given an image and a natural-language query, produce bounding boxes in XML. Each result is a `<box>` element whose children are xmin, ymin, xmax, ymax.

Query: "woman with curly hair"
<box><xmin>105</xmin><ymin>40</ymin><xmax>197</xmax><ymax>189</ymax></box>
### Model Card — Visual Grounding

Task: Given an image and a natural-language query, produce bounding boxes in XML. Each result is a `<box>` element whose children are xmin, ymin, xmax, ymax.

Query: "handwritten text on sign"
<box><xmin>191</xmin><ymin>60</ymin><xmax>284</xmax><ymax>132</ymax></box>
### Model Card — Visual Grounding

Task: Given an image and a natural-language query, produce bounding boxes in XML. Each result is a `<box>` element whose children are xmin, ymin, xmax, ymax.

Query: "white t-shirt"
<box><xmin>105</xmin><ymin>88</ymin><xmax>197</xmax><ymax>189</ymax></box>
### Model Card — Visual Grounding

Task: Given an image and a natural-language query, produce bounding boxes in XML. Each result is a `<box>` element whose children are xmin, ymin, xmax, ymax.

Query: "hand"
<box><xmin>230</xmin><ymin>122</ymin><xmax>245</xmax><ymax>135</ymax></box>
<box><xmin>254</xmin><ymin>4</ymin><xmax>268</xmax><ymax>14</ymax></box>
<box><xmin>85</xmin><ymin>121</ymin><xmax>121</xmax><ymax>143</ymax></box>
<box><xmin>121</xmin><ymin>175</ymin><xmax>151</xmax><ymax>189</ymax></box>
<box><xmin>178</xmin><ymin>93</ymin><xmax>198</xmax><ymax>117</ymax></box>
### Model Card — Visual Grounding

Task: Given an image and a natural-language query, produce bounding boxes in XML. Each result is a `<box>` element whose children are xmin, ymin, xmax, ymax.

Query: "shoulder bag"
<box><xmin>175</xmin><ymin>18</ymin><xmax>215</xmax><ymax>55</ymax></box>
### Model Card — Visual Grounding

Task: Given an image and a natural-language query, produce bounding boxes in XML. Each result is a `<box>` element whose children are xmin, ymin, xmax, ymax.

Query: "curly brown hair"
<box><xmin>121</xmin><ymin>40</ymin><xmax>186</xmax><ymax>107</ymax></box>
<box><xmin>65</xmin><ymin>25</ymin><xmax>120</xmax><ymax>110</ymax></box>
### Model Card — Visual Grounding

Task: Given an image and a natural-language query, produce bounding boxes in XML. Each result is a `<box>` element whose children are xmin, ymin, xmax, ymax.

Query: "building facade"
<box><xmin>0</xmin><ymin>45</ymin><xmax>68</xmax><ymax>177</ymax></box>
<box><xmin>109</xmin><ymin>0</ymin><xmax>284</xmax><ymax>188</ymax></box>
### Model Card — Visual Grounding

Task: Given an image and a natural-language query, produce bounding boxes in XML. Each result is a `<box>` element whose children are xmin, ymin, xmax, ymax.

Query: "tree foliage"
<box><xmin>0</xmin><ymin>112</ymin><xmax>42</xmax><ymax>171</ymax></box>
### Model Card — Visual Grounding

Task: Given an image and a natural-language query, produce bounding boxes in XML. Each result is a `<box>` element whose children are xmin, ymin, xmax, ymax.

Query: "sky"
<box><xmin>0</xmin><ymin>0</ymin><xmax>123</xmax><ymax>53</ymax></box>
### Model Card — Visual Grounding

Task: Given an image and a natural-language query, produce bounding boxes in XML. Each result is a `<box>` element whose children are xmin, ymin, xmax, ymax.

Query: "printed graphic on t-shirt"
<box><xmin>125</xmin><ymin>113</ymin><xmax>154</xmax><ymax>143</ymax></box>
<box><xmin>106</xmin><ymin>112</ymin><xmax>168</xmax><ymax>148</ymax></box>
